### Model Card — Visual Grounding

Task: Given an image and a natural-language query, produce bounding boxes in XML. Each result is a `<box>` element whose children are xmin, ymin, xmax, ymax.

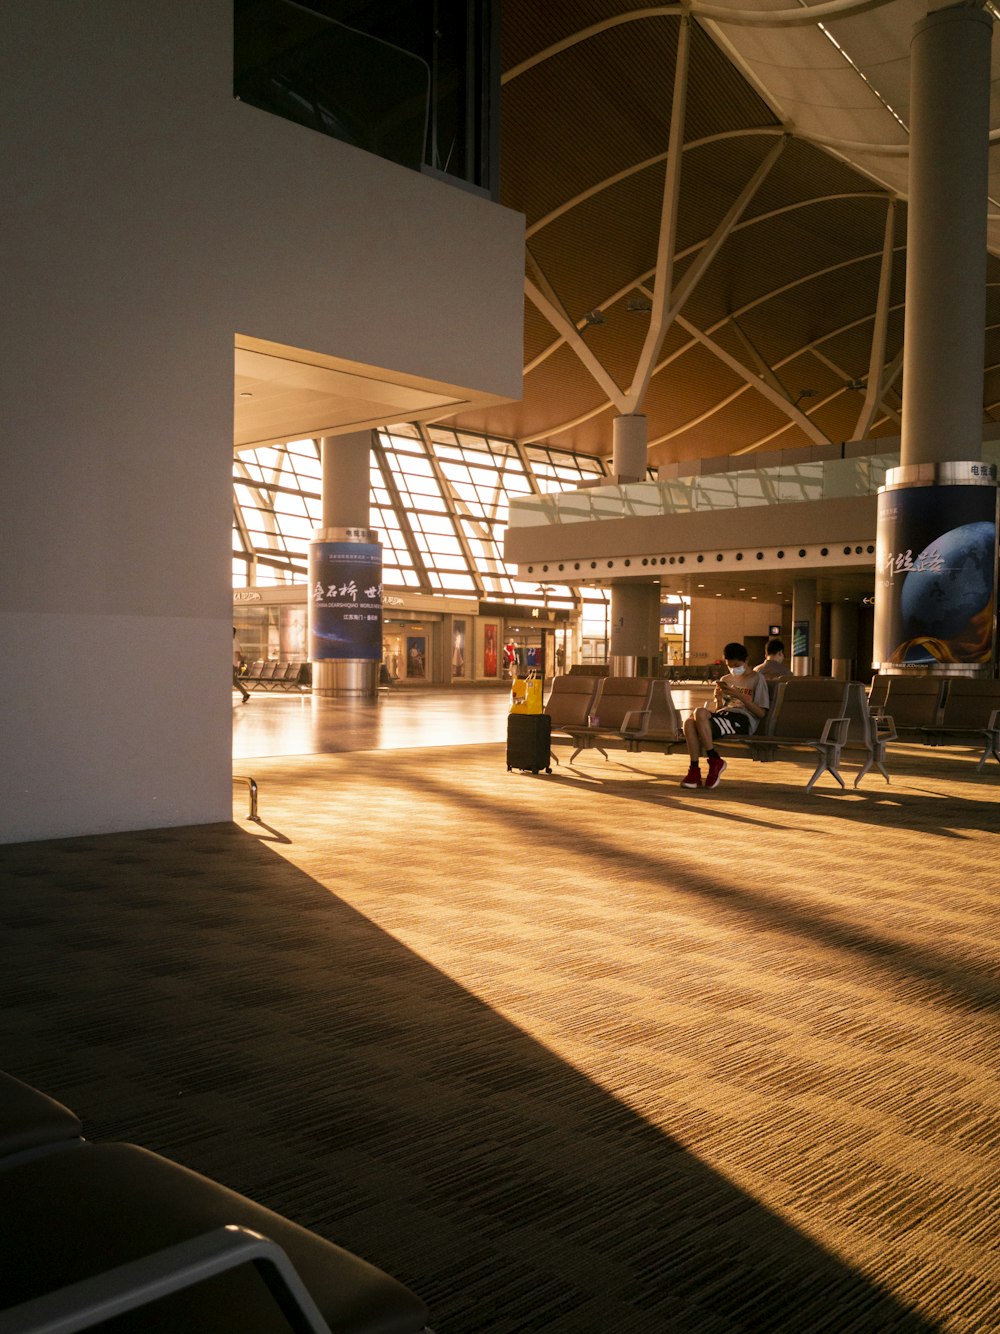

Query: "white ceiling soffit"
<box><xmin>698</xmin><ymin>0</ymin><xmax>1000</xmax><ymax>249</ymax></box>
<box><xmin>233</xmin><ymin>338</ymin><xmax>489</xmax><ymax>452</ymax></box>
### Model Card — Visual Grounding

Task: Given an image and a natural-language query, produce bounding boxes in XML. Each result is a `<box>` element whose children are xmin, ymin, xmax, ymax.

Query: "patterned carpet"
<box><xmin>1</xmin><ymin>740</ymin><xmax>998</xmax><ymax>1332</ymax></box>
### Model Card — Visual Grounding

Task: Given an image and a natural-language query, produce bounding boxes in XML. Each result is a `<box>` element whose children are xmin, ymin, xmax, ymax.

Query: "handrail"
<box><xmin>232</xmin><ymin>776</ymin><xmax>259</xmax><ymax>822</ymax></box>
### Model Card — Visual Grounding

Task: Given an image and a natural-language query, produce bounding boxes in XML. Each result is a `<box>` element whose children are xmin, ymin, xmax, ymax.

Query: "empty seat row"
<box><xmin>241</xmin><ymin>661</ymin><xmax>310</xmax><ymax>691</ymax></box>
<box><xmin>868</xmin><ymin>675</ymin><xmax>1000</xmax><ymax>770</ymax></box>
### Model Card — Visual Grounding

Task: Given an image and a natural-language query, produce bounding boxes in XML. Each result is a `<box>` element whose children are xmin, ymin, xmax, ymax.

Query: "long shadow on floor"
<box><xmin>544</xmin><ymin>747</ymin><xmax>1000</xmax><ymax>840</ymax></box>
<box><xmin>0</xmin><ymin>824</ymin><xmax>938</xmax><ymax>1333</ymax></box>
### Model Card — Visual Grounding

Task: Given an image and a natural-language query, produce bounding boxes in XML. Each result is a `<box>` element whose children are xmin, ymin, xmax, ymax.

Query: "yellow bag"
<box><xmin>509</xmin><ymin>673</ymin><xmax>544</xmax><ymax>714</ymax></box>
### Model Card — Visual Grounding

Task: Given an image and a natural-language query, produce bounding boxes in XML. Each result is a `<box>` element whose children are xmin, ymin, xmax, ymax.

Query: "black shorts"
<box><xmin>709</xmin><ymin>708</ymin><xmax>753</xmax><ymax>739</ymax></box>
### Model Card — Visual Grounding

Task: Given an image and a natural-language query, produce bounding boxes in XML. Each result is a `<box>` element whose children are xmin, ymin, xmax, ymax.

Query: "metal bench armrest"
<box><xmin>620</xmin><ymin>708</ymin><xmax>650</xmax><ymax>736</ymax></box>
<box><xmin>0</xmin><ymin>1226</ymin><xmax>333</xmax><ymax>1334</ymax></box>
<box><xmin>819</xmin><ymin>715</ymin><xmax>850</xmax><ymax>747</ymax></box>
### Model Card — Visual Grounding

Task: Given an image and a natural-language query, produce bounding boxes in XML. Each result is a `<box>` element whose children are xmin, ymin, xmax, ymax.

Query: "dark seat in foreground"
<box><xmin>0</xmin><ymin>1072</ymin><xmax>431</xmax><ymax>1334</ymax></box>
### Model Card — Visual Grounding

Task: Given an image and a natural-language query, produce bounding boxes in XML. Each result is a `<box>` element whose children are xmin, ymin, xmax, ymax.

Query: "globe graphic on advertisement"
<box><xmin>898</xmin><ymin>521</ymin><xmax>996</xmax><ymax>641</ymax></box>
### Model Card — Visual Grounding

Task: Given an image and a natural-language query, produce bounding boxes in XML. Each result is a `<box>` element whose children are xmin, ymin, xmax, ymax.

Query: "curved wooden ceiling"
<box><xmin>449</xmin><ymin>0</ymin><xmax>1000</xmax><ymax>468</ymax></box>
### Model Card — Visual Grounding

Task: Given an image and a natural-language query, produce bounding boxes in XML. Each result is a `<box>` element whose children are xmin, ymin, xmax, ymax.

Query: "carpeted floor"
<box><xmin>1</xmin><ymin>740</ymin><xmax>998</xmax><ymax>1331</ymax></box>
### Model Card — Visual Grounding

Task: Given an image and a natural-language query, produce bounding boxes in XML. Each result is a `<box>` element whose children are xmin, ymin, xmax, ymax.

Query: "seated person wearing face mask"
<box><xmin>681</xmin><ymin>642</ymin><xmax>769</xmax><ymax>789</ymax></box>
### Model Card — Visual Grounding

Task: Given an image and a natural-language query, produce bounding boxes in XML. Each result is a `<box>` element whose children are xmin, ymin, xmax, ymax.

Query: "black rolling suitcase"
<box><xmin>506</xmin><ymin>712</ymin><xmax>552</xmax><ymax>773</ymax></box>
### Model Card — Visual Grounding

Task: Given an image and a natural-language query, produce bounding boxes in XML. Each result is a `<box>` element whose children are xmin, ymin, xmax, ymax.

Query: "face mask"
<box><xmin>730</xmin><ymin>665</ymin><xmax>747</xmax><ymax>676</ymax></box>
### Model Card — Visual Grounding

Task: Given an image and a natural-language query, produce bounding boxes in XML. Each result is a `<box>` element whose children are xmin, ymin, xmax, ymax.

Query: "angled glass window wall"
<box><xmin>233</xmin><ymin>425</ymin><xmax>613</xmax><ymax>612</ymax></box>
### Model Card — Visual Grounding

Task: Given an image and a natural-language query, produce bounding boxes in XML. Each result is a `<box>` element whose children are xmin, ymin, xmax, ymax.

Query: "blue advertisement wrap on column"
<box><xmin>874</xmin><ymin>485</ymin><xmax>998</xmax><ymax>667</ymax></box>
<box><xmin>309</xmin><ymin>543</ymin><xmax>382</xmax><ymax>660</ymax></box>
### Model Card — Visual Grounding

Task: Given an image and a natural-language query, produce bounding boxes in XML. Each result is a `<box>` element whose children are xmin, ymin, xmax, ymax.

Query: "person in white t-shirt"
<box><xmin>681</xmin><ymin>641</ymin><xmax>768</xmax><ymax>789</ymax></box>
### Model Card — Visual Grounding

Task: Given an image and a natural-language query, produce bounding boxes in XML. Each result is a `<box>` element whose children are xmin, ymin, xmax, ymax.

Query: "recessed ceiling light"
<box><xmin>697</xmin><ymin>583</ymin><xmax>705</xmax><ymax>588</ymax></box>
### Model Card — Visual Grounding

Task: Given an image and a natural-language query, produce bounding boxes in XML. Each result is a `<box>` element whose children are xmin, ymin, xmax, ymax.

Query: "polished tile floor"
<box><xmin>232</xmin><ymin>684</ymin><xmax>514</xmax><ymax>759</ymax></box>
<box><xmin>232</xmin><ymin>683</ymin><xmax>709</xmax><ymax>760</ymax></box>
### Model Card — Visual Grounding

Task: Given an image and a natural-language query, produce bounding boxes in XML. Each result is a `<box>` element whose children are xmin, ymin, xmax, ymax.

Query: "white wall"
<box><xmin>0</xmin><ymin>0</ymin><xmax>524</xmax><ymax>842</ymax></box>
<box><xmin>688</xmin><ymin>600</ymin><xmax>786</xmax><ymax>666</ymax></box>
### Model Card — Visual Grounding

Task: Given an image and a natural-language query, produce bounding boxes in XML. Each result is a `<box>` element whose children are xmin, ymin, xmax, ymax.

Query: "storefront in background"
<box><xmin>234</xmin><ymin>589</ymin><xmax>577</xmax><ymax>684</ymax></box>
<box><xmin>478</xmin><ymin>601</ymin><xmax>572</xmax><ymax>680</ymax></box>
<box><xmin>233</xmin><ymin>588</ymin><xmax>307</xmax><ymax>665</ymax></box>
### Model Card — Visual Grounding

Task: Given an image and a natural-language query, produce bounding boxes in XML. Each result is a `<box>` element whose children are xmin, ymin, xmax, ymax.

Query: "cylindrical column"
<box><xmin>872</xmin><ymin>463</ymin><xmax>998</xmax><ymax>675</ymax></box>
<box><xmin>873</xmin><ymin>7</ymin><xmax>997</xmax><ymax>677</ymax></box>
<box><xmin>830</xmin><ymin>601</ymin><xmax>859</xmax><ymax>682</ymax></box>
<box><xmin>791</xmin><ymin>579</ymin><xmax>816</xmax><ymax>676</ymax></box>
<box><xmin>311</xmin><ymin>431</ymin><xmax>381</xmax><ymax>697</ymax></box>
<box><xmin>613</xmin><ymin>414</ymin><xmax>648</xmax><ymax>484</ymax></box>
<box><xmin>609</xmin><ymin>579</ymin><xmax>660</xmax><ymax>676</ymax></box>
<box><xmin>901</xmin><ymin>5</ymin><xmax>992</xmax><ymax>467</ymax></box>
<box><xmin>321</xmin><ymin>431</ymin><xmax>372</xmax><ymax>528</ymax></box>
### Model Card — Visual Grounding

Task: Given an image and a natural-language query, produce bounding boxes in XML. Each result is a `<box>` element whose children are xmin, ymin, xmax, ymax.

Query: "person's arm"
<box><xmin>745</xmin><ymin>673</ymin><xmax>769</xmax><ymax>717</ymax></box>
<box><xmin>722</xmin><ymin>673</ymin><xmax>768</xmax><ymax>717</ymax></box>
<box><xmin>712</xmin><ymin>674</ymin><xmax>732</xmax><ymax>709</ymax></box>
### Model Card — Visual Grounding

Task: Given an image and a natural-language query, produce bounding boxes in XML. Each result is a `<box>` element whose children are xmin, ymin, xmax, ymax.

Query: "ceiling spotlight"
<box><xmin>793</xmin><ymin>387</ymin><xmax>818</xmax><ymax>405</ymax></box>
<box><xmin>847</xmin><ymin>378</ymin><xmax>866</xmax><ymax>390</ymax></box>
<box><xmin>627</xmin><ymin>297</ymin><xmax>652</xmax><ymax>313</ymax></box>
<box><xmin>582</xmin><ymin>309</ymin><xmax>605</xmax><ymax>327</ymax></box>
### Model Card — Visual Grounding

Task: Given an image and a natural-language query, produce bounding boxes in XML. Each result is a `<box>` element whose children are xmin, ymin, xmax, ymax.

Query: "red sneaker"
<box><xmin>680</xmin><ymin>764</ymin><xmax>702</xmax><ymax>789</ymax></box>
<box><xmin>705</xmin><ymin>756</ymin><xmax>727</xmax><ymax>789</ymax></box>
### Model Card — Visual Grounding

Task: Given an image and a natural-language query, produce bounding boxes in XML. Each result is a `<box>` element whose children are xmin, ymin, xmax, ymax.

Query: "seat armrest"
<box><xmin>0</xmin><ymin>1226</ymin><xmax>333</xmax><ymax>1334</ymax></box>
<box><xmin>819</xmin><ymin>715</ymin><xmax>849</xmax><ymax>747</ymax></box>
<box><xmin>875</xmin><ymin>712</ymin><xmax>898</xmax><ymax>741</ymax></box>
<box><xmin>620</xmin><ymin>709</ymin><xmax>649</xmax><ymax>736</ymax></box>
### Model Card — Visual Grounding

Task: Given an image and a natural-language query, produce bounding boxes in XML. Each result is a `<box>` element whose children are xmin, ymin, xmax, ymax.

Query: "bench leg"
<box><xmin>976</xmin><ymin>733</ymin><xmax>1000</xmax><ymax>772</ymax></box>
<box><xmin>852</xmin><ymin>748</ymin><xmax>890</xmax><ymax>787</ymax></box>
<box><xmin>805</xmin><ymin>746</ymin><xmax>845</xmax><ymax>794</ymax></box>
<box><xmin>567</xmin><ymin>736</ymin><xmax>608</xmax><ymax>763</ymax></box>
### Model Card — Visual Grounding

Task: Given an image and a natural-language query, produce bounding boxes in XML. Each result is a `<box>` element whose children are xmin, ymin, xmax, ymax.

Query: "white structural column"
<box><xmin>608</xmin><ymin>19</ymin><xmax>691</xmax><ymax>667</ymax></box>
<box><xmin>872</xmin><ymin>5</ymin><xmax>997</xmax><ymax>676</ymax></box>
<box><xmin>611</xmin><ymin>418</ymin><xmax>655</xmax><ymax>669</ymax></box>
<box><xmin>901</xmin><ymin>4</ymin><xmax>992</xmax><ymax>467</ymax></box>
<box><xmin>613</xmin><ymin>414</ymin><xmax>649</xmax><ymax>483</ymax></box>
<box><xmin>321</xmin><ymin>432</ymin><xmax>372</xmax><ymax>528</ymax></box>
<box><xmin>609</xmin><ymin>579</ymin><xmax>662</xmax><ymax>677</ymax></box>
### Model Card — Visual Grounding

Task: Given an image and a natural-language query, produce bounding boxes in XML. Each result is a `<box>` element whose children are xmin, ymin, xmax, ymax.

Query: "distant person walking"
<box><xmin>233</xmin><ymin>627</ymin><xmax>250</xmax><ymax>703</ymax></box>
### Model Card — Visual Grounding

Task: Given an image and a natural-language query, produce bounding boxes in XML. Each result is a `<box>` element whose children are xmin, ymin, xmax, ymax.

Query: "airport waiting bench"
<box><xmin>544</xmin><ymin>674</ymin><xmax>684</xmax><ymax>763</ymax></box>
<box><xmin>869</xmin><ymin>674</ymin><xmax>1000</xmax><ymax>771</ymax></box>
<box><xmin>0</xmin><ymin>1069</ymin><xmax>431</xmax><ymax>1334</ymax></box>
<box><xmin>544</xmin><ymin>673</ymin><xmax>887</xmax><ymax>793</ymax></box>
<box><xmin>623</xmin><ymin>676</ymin><xmax>887</xmax><ymax>793</ymax></box>
<box><xmin>242</xmin><ymin>660</ymin><xmax>310</xmax><ymax>692</ymax></box>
